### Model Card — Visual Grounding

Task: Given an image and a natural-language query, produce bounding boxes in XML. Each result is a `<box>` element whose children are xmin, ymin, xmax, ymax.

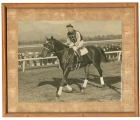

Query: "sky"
<box><xmin>18</xmin><ymin>20</ymin><xmax>122</xmax><ymax>42</ymax></box>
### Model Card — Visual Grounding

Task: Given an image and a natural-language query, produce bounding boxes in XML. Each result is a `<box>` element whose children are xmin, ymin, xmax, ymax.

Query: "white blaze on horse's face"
<box><xmin>46</xmin><ymin>41</ymin><xmax>49</xmax><ymax>44</ymax></box>
<box><xmin>44</xmin><ymin>41</ymin><xmax>51</xmax><ymax>50</ymax></box>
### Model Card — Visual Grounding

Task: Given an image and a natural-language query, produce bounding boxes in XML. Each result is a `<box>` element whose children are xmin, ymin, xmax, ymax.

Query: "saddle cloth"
<box><xmin>79</xmin><ymin>47</ymin><xmax>88</xmax><ymax>56</ymax></box>
<box><xmin>72</xmin><ymin>47</ymin><xmax>88</xmax><ymax>70</ymax></box>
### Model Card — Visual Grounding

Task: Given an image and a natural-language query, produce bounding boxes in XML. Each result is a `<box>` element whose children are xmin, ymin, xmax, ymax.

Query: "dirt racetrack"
<box><xmin>18</xmin><ymin>60</ymin><xmax>122</xmax><ymax>102</ymax></box>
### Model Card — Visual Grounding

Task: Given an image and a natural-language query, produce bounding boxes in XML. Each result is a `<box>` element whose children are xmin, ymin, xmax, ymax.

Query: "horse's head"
<box><xmin>42</xmin><ymin>36</ymin><xmax>54</xmax><ymax>57</ymax></box>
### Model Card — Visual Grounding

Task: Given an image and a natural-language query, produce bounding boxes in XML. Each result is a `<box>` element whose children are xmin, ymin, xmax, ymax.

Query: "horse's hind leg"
<box><xmin>94</xmin><ymin>63</ymin><xmax>105</xmax><ymax>86</ymax></box>
<box><xmin>81</xmin><ymin>64</ymin><xmax>90</xmax><ymax>92</ymax></box>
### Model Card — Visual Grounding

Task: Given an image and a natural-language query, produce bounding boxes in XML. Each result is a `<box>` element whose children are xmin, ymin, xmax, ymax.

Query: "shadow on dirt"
<box><xmin>88</xmin><ymin>75</ymin><xmax>121</xmax><ymax>94</ymax></box>
<box><xmin>37</xmin><ymin>75</ymin><xmax>121</xmax><ymax>94</ymax></box>
<box><xmin>37</xmin><ymin>78</ymin><xmax>61</xmax><ymax>91</ymax></box>
<box><xmin>89</xmin><ymin>74</ymin><xmax>121</xmax><ymax>85</ymax></box>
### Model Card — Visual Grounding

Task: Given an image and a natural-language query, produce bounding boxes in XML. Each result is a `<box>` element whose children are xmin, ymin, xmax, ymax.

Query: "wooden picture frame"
<box><xmin>2</xmin><ymin>3</ymin><xmax>139</xmax><ymax>117</ymax></box>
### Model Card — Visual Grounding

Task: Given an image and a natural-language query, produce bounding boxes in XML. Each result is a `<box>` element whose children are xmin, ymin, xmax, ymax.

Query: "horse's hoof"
<box><xmin>69</xmin><ymin>88</ymin><xmax>76</xmax><ymax>93</ymax></box>
<box><xmin>81</xmin><ymin>89</ymin><xmax>84</xmax><ymax>92</ymax></box>
<box><xmin>102</xmin><ymin>84</ymin><xmax>108</xmax><ymax>88</ymax></box>
<box><xmin>102</xmin><ymin>84</ymin><xmax>107</xmax><ymax>87</ymax></box>
<box><xmin>55</xmin><ymin>94</ymin><xmax>60</xmax><ymax>99</ymax></box>
<box><xmin>81</xmin><ymin>87</ymin><xmax>85</xmax><ymax>92</ymax></box>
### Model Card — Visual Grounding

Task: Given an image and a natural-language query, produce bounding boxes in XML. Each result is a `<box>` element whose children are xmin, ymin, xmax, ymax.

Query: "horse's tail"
<box><xmin>98</xmin><ymin>47</ymin><xmax>108</xmax><ymax>62</ymax></box>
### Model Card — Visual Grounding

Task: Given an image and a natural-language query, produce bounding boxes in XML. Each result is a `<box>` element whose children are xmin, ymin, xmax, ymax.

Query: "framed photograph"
<box><xmin>2</xmin><ymin>3</ymin><xmax>139</xmax><ymax>117</ymax></box>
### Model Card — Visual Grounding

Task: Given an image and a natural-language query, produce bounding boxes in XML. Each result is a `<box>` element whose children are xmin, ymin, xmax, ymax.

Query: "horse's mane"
<box><xmin>53</xmin><ymin>39</ymin><xmax>69</xmax><ymax>48</ymax></box>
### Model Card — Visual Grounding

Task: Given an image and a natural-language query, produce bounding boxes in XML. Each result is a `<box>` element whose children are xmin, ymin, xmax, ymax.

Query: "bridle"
<box><xmin>44</xmin><ymin>47</ymin><xmax>69</xmax><ymax>54</ymax></box>
<box><xmin>44</xmin><ymin>42</ymin><xmax>63</xmax><ymax>54</ymax></box>
<box><xmin>44</xmin><ymin>47</ymin><xmax>50</xmax><ymax>52</ymax></box>
<box><xmin>44</xmin><ymin>40</ymin><xmax>54</xmax><ymax>53</ymax></box>
<box><xmin>44</xmin><ymin>40</ymin><xmax>71</xmax><ymax>54</ymax></box>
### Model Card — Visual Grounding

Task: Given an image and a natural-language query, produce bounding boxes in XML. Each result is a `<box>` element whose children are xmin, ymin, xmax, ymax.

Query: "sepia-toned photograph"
<box><xmin>18</xmin><ymin>20</ymin><xmax>122</xmax><ymax>102</ymax></box>
<box><xmin>2</xmin><ymin>2</ymin><xmax>138</xmax><ymax>117</ymax></box>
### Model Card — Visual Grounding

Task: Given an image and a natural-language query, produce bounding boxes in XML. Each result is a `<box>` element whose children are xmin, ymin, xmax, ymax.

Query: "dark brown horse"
<box><xmin>42</xmin><ymin>36</ymin><xmax>107</xmax><ymax>99</ymax></box>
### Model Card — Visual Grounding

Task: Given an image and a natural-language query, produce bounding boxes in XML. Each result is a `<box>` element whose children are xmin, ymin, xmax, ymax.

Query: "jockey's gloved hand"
<box><xmin>69</xmin><ymin>45</ymin><xmax>73</xmax><ymax>48</ymax></box>
<box><xmin>69</xmin><ymin>43</ymin><xmax>74</xmax><ymax>48</ymax></box>
<box><xmin>73</xmin><ymin>46</ymin><xmax>78</xmax><ymax>51</ymax></box>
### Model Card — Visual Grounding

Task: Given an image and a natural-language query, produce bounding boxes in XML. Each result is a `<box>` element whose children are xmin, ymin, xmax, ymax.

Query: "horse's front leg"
<box><xmin>56</xmin><ymin>67</ymin><xmax>72</xmax><ymax>99</ymax></box>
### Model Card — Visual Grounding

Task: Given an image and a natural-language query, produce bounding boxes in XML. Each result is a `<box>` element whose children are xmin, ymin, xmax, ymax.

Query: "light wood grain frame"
<box><xmin>2</xmin><ymin>3</ymin><xmax>139</xmax><ymax>117</ymax></box>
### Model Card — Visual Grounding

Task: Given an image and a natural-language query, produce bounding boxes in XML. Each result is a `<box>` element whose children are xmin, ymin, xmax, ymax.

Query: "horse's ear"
<box><xmin>51</xmin><ymin>36</ymin><xmax>53</xmax><ymax>39</ymax></box>
<box><xmin>50</xmin><ymin>36</ymin><xmax>54</xmax><ymax>43</ymax></box>
<box><xmin>45</xmin><ymin>36</ymin><xmax>49</xmax><ymax>41</ymax></box>
<box><xmin>51</xmin><ymin>36</ymin><xmax>54</xmax><ymax>41</ymax></box>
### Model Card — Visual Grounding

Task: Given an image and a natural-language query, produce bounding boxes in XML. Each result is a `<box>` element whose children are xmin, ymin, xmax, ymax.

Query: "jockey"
<box><xmin>66</xmin><ymin>23</ymin><xmax>83</xmax><ymax>62</ymax></box>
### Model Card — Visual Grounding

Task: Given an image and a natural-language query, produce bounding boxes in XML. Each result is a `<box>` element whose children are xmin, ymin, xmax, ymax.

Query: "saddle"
<box><xmin>79</xmin><ymin>47</ymin><xmax>88</xmax><ymax>56</ymax></box>
<box><xmin>74</xmin><ymin>47</ymin><xmax>88</xmax><ymax>60</ymax></box>
<box><xmin>71</xmin><ymin>47</ymin><xmax>88</xmax><ymax>71</ymax></box>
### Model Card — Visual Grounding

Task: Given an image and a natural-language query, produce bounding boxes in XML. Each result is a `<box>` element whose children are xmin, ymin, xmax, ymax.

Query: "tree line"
<box><xmin>83</xmin><ymin>34</ymin><xmax>122</xmax><ymax>41</ymax></box>
<box><xmin>18</xmin><ymin>34</ymin><xmax>122</xmax><ymax>45</ymax></box>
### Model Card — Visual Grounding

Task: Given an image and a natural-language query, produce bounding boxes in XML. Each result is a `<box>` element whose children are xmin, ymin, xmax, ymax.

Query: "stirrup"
<box><xmin>78</xmin><ymin>56</ymin><xmax>82</xmax><ymax>62</ymax></box>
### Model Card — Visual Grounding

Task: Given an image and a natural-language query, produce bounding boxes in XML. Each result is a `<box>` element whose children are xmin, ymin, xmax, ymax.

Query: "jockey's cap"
<box><xmin>66</xmin><ymin>23</ymin><xmax>73</xmax><ymax>28</ymax></box>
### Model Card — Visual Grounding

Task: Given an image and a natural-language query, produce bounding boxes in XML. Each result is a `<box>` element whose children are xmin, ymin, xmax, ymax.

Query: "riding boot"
<box><xmin>75</xmin><ymin>50</ymin><xmax>82</xmax><ymax>62</ymax></box>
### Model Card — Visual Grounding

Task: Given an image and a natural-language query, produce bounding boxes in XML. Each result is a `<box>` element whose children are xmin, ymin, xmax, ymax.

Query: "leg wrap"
<box><xmin>66</xmin><ymin>84</ymin><xmax>72</xmax><ymax>91</ymax></box>
<box><xmin>100</xmin><ymin>77</ymin><xmax>105</xmax><ymax>85</ymax></box>
<box><xmin>58</xmin><ymin>86</ymin><xmax>63</xmax><ymax>96</ymax></box>
<box><xmin>83</xmin><ymin>79</ymin><xmax>88</xmax><ymax>87</ymax></box>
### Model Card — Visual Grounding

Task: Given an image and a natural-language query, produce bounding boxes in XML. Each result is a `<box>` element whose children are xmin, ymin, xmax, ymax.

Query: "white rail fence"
<box><xmin>18</xmin><ymin>51</ymin><xmax>122</xmax><ymax>72</ymax></box>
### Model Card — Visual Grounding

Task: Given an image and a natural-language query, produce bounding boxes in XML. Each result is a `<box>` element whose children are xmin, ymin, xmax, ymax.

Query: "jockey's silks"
<box><xmin>67</xmin><ymin>30</ymin><xmax>83</xmax><ymax>43</ymax></box>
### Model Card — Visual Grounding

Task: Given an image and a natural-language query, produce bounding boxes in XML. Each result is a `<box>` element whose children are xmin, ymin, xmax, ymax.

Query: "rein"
<box><xmin>52</xmin><ymin>50</ymin><xmax>66</xmax><ymax>54</ymax></box>
<box><xmin>44</xmin><ymin>47</ymin><xmax>71</xmax><ymax>54</ymax></box>
<box><xmin>44</xmin><ymin>47</ymin><xmax>50</xmax><ymax>51</ymax></box>
<box><xmin>44</xmin><ymin>39</ymin><xmax>72</xmax><ymax>54</ymax></box>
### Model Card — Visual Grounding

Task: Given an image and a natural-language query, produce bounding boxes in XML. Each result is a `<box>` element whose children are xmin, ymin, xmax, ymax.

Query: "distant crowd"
<box><xmin>96</xmin><ymin>43</ymin><xmax>122</xmax><ymax>52</ymax></box>
<box><xmin>100</xmin><ymin>43</ymin><xmax>122</xmax><ymax>60</ymax></box>
<box><xmin>18</xmin><ymin>43</ymin><xmax>122</xmax><ymax>67</ymax></box>
<box><xmin>18</xmin><ymin>51</ymin><xmax>57</xmax><ymax>67</ymax></box>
